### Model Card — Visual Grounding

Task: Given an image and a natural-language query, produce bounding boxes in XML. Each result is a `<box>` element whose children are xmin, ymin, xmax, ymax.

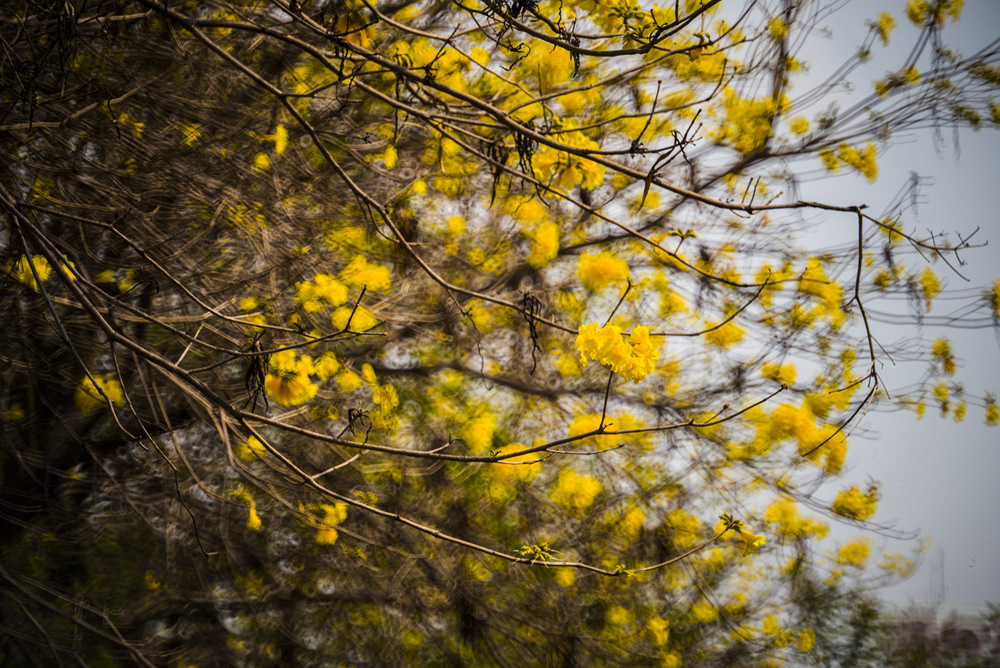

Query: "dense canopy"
<box><xmin>1</xmin><ymin>0</ymin><xmax>997</xmax><ymax>664</ymax></box>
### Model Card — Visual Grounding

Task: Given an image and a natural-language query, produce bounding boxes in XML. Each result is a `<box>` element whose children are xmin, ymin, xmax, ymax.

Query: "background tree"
<box><xmin>1</xmin><ymin>0</ymin><xmax>997</xmax><ymax>664</ymax></box>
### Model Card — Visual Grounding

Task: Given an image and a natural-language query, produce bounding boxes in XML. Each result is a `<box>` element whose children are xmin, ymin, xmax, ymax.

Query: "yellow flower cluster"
<box><xmin>718</xmin><ymin>89</ymin><xmax>781</xmax><ymax>155</ymax></box>
<box><xmin>264</xmin><ymin>350</ymin><xmax>318</xmax><ymax>407</ymax></box>
<box><xmin>13</xmin><ymin>254</ymin><xmax>52</xmax><ymax>291</ymax></box>
<box><xmin>906</xmin><ymin>0</ymin><xmax>963</xmax><ymax>27</ymax></box>
<box><xmin>798</xmin><ymin>257</ymin><xmax>844</xmax><ymax>315</ymax></box>
<box><xmin>761</xmin><ymin>361</ymin><xmax>797</xmax><ymax>386</ymax></box>
<box><xmin>339</xmin><ymin>254</ymin><xmax>392</xmax><ymax>294</ymax></box>
<box><xmin>576</xmin><ymin>323</ymin><xmax>660</xmax><ymax>383</ymax></box>
<box><xmin>666</xmin><ymin>508</ymin><xmax>702</xmax><ymax>548</ymax></box>
<box><xmin>831</xmin><ymin>483</ymin><xmax>879</xmax><ymax>521</ymax></box>
<box><xmin>829</xmin><ymin>142</ymin><xmax>879</xmax><ymax>181</ymax></box>
<box><xmin>919</xmin><ymin>267</ymin><xmax>941</xmax><ymax>310</ymax></box>
<box><xmin>872</xmin><ymin>12</ymin><xmax>896</xmax><ymax>45</ymax></box>
<box><xmin>371</xmin><ymin>382</ymin><xmax>399</xmax><ymax>431</ymax></box>
<box><xmin>986</xmin><ymin>397</ymin><xmax>999</xmax><ymax>426</ymax></box>
<box><xmin>764</xmin><ymin>497</ymin><xmax>829</xmax><ymax>539</ymax></box>
<box><xmin>836</xmin><ymin>538</ymin><xmax>871</xmax><ymax>568</ymax></box>
<box><xmin>789</xmin><ymin>117</ymin><xmax>811</xmax><ymax>135</ymax></box>
<box><xmin>703</xmin><ymin>320</ymin><xmax>745</xmax><ymax>348</ymax></box>
<box><xmin>332</xmin><ymin>305</ymin><xmax>378</xmax><ymax>331</ymax></box>
<box><xmin>295</xmin><ymin>274</ymin><xmax>348</xmax><ymax>312</ymax></box>
<box><xmin>313</xmin><ymin>502</ymin><xmax>348</xmax><ymax>545</ymax></box>
<box><xmin>737</xmin><ymin>527</ymin><xmax>767</xmax><ymax>556</ymax></box>
<box><xmin>235</xmin><ymin>436</ymin><xmax>268</xmax><ymax>462</ymax></box>
<box><xmin>532</xmin><ymin>126</ymin><xmax>606</xmax><ymax>192</ymax></box>
<box><xmin>577</xmin><ymin>251</ymin><xmax>629</xmax><ymax>291</ymax></box>
<box><xmin>987</xmin><ymin>280</ymin><xmax>1000</xmax><ymax>318</ymax></box>
<box><xmin>461</xmin><ymin>409</ymin><xmax>497</xmax><ymax>453</ymax></box>
<box><xmin>550</xmin><ymin>468</ymin><xmax>602</xmax><ymax>513</ymax></box>
<box><xmin>521</xmin><ymin>220</ymin><xmax>560</xmax><ymax>268</ymax></box>
<box><xmin>74</xmin><ymin>374</ymin><xmax>125</xmax><ymax>415</ymax></box>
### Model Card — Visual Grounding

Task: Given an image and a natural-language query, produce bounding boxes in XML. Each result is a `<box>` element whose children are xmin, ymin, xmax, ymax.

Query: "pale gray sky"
<box><xmin>794</xmin><ymin>0</ymin><xmax>1000</xmax><ymax>609</ymax></box>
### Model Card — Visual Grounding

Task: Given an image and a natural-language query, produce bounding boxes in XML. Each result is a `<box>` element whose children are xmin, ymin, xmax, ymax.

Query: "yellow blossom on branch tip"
<box><xmin>576</xmin><ymin>323</ymin><xmax>660</xmax><ymax>383</ymax></box>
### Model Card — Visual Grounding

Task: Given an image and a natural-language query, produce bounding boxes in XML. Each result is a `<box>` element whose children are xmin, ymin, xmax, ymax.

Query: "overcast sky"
<box><xmin>793</xmin><ymin>0</ymin><xmax>1000</xmax><ymax>610</ymax></box>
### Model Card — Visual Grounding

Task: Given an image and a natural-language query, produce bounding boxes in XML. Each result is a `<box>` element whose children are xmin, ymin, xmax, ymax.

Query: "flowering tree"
<box><xmin>1</xmin><ymin>0</ymin><xmax>998</xmax><ymax>664</ymax></box>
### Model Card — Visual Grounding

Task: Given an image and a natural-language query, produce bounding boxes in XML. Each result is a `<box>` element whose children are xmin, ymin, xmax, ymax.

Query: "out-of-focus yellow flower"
<box><xmin>337</xmin><ymin>369</ymin><xmax>363</xmax><ymax>393</ymax></box>
<box><xmin>332</xmin><ymin>305</ymin><xmax>378</xmax><ymax>331</ymax></box>
<box><xmin>919</xmin><ymin>267</ymin><xmax>941</xmax><ymax>310</ymax></box>
<box><xmin>235</xmin><ymin>436</ymin><xmax>267</xmax><ymax>462</ymax></box>
<box><xmin>797</xmin><ymin>628</ymin><xmax>816</xmax><ymax>652</ymax></box>
<box><xmin>2</xmin><ymin>402</ymin><xmax>25</xmax><ymax>421</ymax></box>
<box><xmin>312</xmin><ymin>502</ymin><xmax>348</xmax><ymax>545</ymax></box>
<box><xmin>577</xmin><ymin>251</ymin><xmax>629</xmax><ymax>291</ymax></box>
<box><xmin>295</xmin><ymin>274</ymin><xmax>349</xmax><ymax>312</ymax></box>
<box><xmin>532</xmin><ymin>126</ymin><xmax>606</xmax><ymax>191</ymax></box>
<box><xmin>704</xmin><ymin>320</ymin><xmax>745</xmax><ymax>348</ymax></box>
<box><xmin>461</xmin><ymin>410</ymin><xmax>497</xmax><ymax>453</ymax></box>
<box><xmin>550</xmin><ymin>468</ymin><xmax>602</xmax><ymax>512</ymax></box>
<box><xmin>339</xmin><ymin>255</ymin><xmax>392</xmax><ymax>294</ymax></box>
<box><xmin>836</xmin><ymin>538</ymin><xmax>871</xmax><ymax>568</ymax></box>
<box><xmin>832</xmin><ymin>483</ymin><xmax>879</xmax><ymax>521</ymax></box>
<box><xmin>74</xmin><ymin>374</ymin><xmax>125</xmax><ymax>415</ymax></box>
<box><xmin>13</xmin><ymin>254</ymin><xmax>52</xmax><ymax>291</ymax></box>
<box><xmin>228</xmin><ymin>485</ymin><xmax>262</xmax><ymax>531</ymax></box>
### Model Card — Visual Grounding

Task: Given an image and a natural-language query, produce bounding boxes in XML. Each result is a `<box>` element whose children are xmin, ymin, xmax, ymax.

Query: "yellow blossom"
<box><xmin>333</xmin><ymin>369</ymin><xmax>361</xmax><ymax>395</ymax></box>
<box><xmin>831</xmin><ymin>483</ymin><xmax>879</xmax><ymax>521</ymax></box>
<box><xmin>461</xmin><ymin>410</ymin><xmax>497</xmax><ymax>453</ymax></box>
<box><xmin>577</xmin><ymin>251</ymin><xmax>630</xmax><ymax>291</ymax></box>
<box><xmin>836</xmin><ymin>539</ymin><xmax>871</xmax><ymax>568</ymax></box>
<box><xmin>331</xmin><ymin>305</ymin><xmax>378</xmax><ymax>331</ymax></box>
<box><xmin>339</xmin><ymin>255</ymin><xmax>392</xmax><ymax>293</ymax></box>
<box><xmin>761</xmin><ymin>361</ymin><xmax>797</xmax><ymax>386</ymax></box>
<box><xmin>532</xmin><ymin>125</ymin><xmax>606</xmax><ymax>191</ymax></box>
<box><xmin>986</xmin><ymin>396</ymin><xmax>999</xmax><ymax>426</ymax></box>
<box><xmin>550</xmin><ymin>468</ymin><xmax>602</xmax><ymax>512</ymax></box>
<box><xmin>313</xmin><ymin>353</ymin><xmax>341</xmax><ymax>381</ymax></box>
<box><xmin>704</xmin><ymin>320</ymin><xmax>745</xmax><ymax>348</ymax></box>
<box><xmin>738</xmin><ymin>528</ymin><xmax>767</xmax><ymax>556</ymax></box>
<box><xmin>554</xmin><ymin>568</ymin><xmax>576</xmax><ymax>588</ymax></box>
<box><xmin>797</xmin><ymin>628</ymin><xmax>816</xmax><ymax>652</ymax></box>
<box><xmin>789</xmin><ymin>117</ymin><xmax>811</xmax><ymax>135</ymax></box>
<box><xmin>264</xmin><ymin>350</ymin><xmax>318</xmax><ymax>407</ymax></box>
<box><xmin>13</xmin><ymin>255</ymin><xmax>52</xmax><ymax>291</ymax></box>
<box><xmin>253</xmin><ymin>152</ymin><xmax>272</xmax><ymax>172</ymax></box>
<box><xmin>314</xmin><ymin>502</ymin><xmax>348</xmax><ymax>545</ymax></box>
<box><xmin>73</xmin><ymin>374</ymin><xmax>125</xmax><ymax>415</ymax></box>
<box><xmin>576</xmin><ymin>323</ymin><xmax>660</xmax><ymax>383</ymax></box>
<box><xmin>919</xmin><ymin>267</ymin><xmax>941</xmax><ymax>310</ymax></box>
<box><xmin>765</xmin><ymin>497</ymin><xmax>829</xmax><ymax>538</ymax></box>
<box><xmin>228</xmin><ymin>485</ymin><xmax>262</xmax><ymax>531</ymax></box>
<box><xmin>235</xmin><ymin>436</ymin><xmax>268</xmax><ymax>462</ymax></box>
<box><xmin>295</xmin><ymin>274</ymin><xmax>348</xmax><ymax>311</ymax></box>
<box><xmin>522</xmin><ymin>220</ymin><xmax>560</xmax><ymax>268</ymax></box>
<box><xmin>871</xmin><ymin>12</ymin><xmax>895</xmax><ymax>45</ymax></box>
